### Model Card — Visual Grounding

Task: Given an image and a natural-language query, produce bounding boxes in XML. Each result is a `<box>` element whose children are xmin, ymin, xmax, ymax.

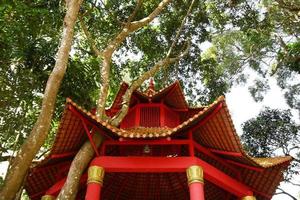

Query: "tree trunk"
<box><xmin>57</xmin><ymin>1</ymin><xmax>172</xmax><ymax>199</ymax></box>
<box><xmin>0</xmin><ymin>1</ymin><xmax>83</xmax><ymax>199</ymax></box>
<box><xmin>56</xmin><ymin>134</ymin><xmax>103</xmax><ymax>200</ymax></box>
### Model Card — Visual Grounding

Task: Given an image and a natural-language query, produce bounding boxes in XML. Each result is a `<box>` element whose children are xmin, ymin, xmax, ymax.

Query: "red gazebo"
<box><xmin>25</xmin><ymin>81</ymin><xmax>292</xmax><ymax>200</ymax></box>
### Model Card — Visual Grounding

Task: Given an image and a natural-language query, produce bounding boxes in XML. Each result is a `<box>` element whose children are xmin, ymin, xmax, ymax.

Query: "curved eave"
<box><xmin>66</xmin><ymin>98</ymin><xmax>294</xmax><ymax>170</ymax></box>
<box><xmin>109</xmin><ymin>81</ymin><xmax>189</xmax><ymax>112</ymax></box>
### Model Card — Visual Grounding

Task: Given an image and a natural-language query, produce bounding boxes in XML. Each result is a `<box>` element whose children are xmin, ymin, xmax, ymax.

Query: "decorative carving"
<box><xmin>87</xmin><ymin>166</ymin><xmax>105</xmax><ymax>185</ymax></box>
<box><xmin>241</xmin><ymin>196</ymin><xmax>256</xmax><ymax>200</ymax></box>
<box><xmin>41</xmin><ymin>195</ymin><xmax>55</xmax><ymax>200</ymax></box>
<box><xmin>186</xmin><ymin>165</ymin><xmax>204</xmax><ymax>184</ymax></box>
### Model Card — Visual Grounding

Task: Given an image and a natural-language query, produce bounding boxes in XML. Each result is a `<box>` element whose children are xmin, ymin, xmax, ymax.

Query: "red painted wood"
<box><xmin>45</xmin><ymin>178</ymin><xmax>65</xmax><ymax>196</ymax></box>
<box><xmin>103</xmin><ymin>139</ymin><xmax>190</xmax><ymax>146</ymax></box>
<box><xmin>160</xmin><ymin>103</ymin><xmax>165</xmax><ymax>126</ymax></box>
<box><xmin>208</xmin><ymin>148</ymin><xmax>243</xmax><ymax>157</ymax></box>
<box><xmin>85</xmin><ymin>183</ymin><xmax>102</xmax><ymax>200</ymax></box>
<box><xmin>68</xmin><ymin>105</ymin><xmax>114</xmax><ymax>140</ymax></box>
<box><xmin>135</xmin><ymin>105</ymin><xmax>140</xmax><ymax>126</ymax></box>
<box><xmin>189</xmin><ymin>182</ymin><xmax>205</xmax><ymax>200</ymax></box>
<box><xmin>193</xmin><ymin>142</ymin><xmax>241</xmax><ymax>177</ymax></box>
<box><xmin>225</xmin><ymin>159</ymin><xmax>264</xmax><ymax>172</ymax></box>
<box><xmin>80</xmin><ymin>118</ymin><xmax>99</xmax><ymax>156</ymax></box>
<box><xmin>171</xmin><ymin>108</ymin><xmax>189</xmax><ymax>112</ymax></box>
<box><xmin>46</xmin><ymin>174</ymin><xmax>87</xmax><ymax>196</ymax></box>
<box><xmin>50</xmin><ymin>152</ymin><xmax>77</xmax><ymax>159</ymax></box>
<box><xmin>120</xmin><ymin>102</ymin><xmax>180</xmax><ymax>128</ymax></box>
<box><xmin>188</xmin><ymin>131</ymin><xmax>195</xmax><ymax>156</ymax></box>
<box><xmin>191</xmin><ymin>102</ymin><xmax>223</xmax><ymax>132</ymax></box>
<box><xmin>163</xmin><ymin>104</ymin><xmax>180</xmax><ymax>127</ymax></box>
<box><xmin>90</xmin><ymin>156</ymin><xmax>253</xmax><ymax>197</ymax></box>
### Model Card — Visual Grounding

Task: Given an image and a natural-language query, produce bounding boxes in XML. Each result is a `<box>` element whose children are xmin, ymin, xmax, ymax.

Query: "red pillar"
<box><xmin>186</xmin><ymin>165</ymin><xmax>204</xmax><ymax>200</ymax></box>
<box><xmin>85</xmin><ymin>166</ymin><xmax>105</xmax><ymax>200</ymax></box>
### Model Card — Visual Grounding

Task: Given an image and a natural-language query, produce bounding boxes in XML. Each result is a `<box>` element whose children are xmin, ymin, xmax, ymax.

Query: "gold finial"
<box><xmin>41</xmin><ymin>195</ymin><xmax>55</xmax><ymax>200</ymax></box>
<box><xmin>87</xmin><ymin>166</ymin><xmax>105</xmax><ymax>185</ymax></box>
<box><xmin>241</xmin><ymin>196</ymin><xmax>256</xmax><ymax>200</ymax></box>
<box><xmin>186</xmin><ymin>165</ymin><xmax>204</xmax><ymax>184</ymax></box>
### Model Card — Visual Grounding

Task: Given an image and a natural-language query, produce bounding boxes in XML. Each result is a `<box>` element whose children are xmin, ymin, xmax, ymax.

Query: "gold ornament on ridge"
<box><xmin>41</xmin><ymin>195</ymin><xmax>55</xmax><ymax>200</ymax></box>
<box><xmin>241</xmin><ymin>196</ymin><xmax>256</xmax><ymax>200</ymax></box>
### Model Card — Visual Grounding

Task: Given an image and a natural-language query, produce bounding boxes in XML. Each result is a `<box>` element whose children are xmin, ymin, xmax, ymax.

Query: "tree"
<box><xmin>204</xmin><ymin>0</ymin><xmax>300</xmax><ymax>105</ymax></box>
<box><xmin>2</xmin><ymin>0</ymin><xmax>299</xmax><ymax>199</ymax></box>
<box><xmin>57</xmin><ymin>0</ymin><xmax>197</xmax><ymax>198</ymax></box>
<box><xmin>0</xmin><ymin>0</ymin><xmax>84</xmax><ymax>199</ymax></box>
<box><xmin>1</xmin><ymin>0</ymin><xmax>208</xmax><ymax>199</ymax></box>
<box><xmin>242</xmin><ymin>107</ymin><xmax>300</xmax><ymax>200</ymax></box>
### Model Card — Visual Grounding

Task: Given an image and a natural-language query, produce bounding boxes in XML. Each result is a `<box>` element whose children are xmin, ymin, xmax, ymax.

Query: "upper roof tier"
<box><xmin>108</xmin><ymin>81</ymin><xmax>189</xmax><ymax>113</ymax></box>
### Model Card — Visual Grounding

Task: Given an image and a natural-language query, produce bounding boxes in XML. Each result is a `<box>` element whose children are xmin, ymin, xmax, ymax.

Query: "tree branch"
<box><xmin>127</xmin><ymin>0</ymin><xmax>143</xmax><ymax>24</ymax></box>
<box><xmin>275</xmin><ymin>0</ymin><xmax>300</xmax><ymax>12</ymax></box>
<box><xmin>276</xmin><ymin>187</ymin><xmax>298</xmax><ymax>200</ymax></box>
<box><xmin>130</xmin><ymin>0</ymin><xmax>171</xmax><ymax>30</ymax></box>
<box><xmin>57</xmin><ymin>1</ymin><xmax>172</xmax><ymax>199</ymax></box>
<box><xmin>79</xmin><ymin>15</ymin><xmax>102</xmax><ymax>56</ymax></box>
<box><xmin>110</xmin><ymin>41</ymin><xmax>190</xmax><ymax>126</ymax></box>
<box><xmin>167</xmin><ymin>0</ymin><xmax>195</xmax><ymax>57</ymax></box>
<box><xmin>95</xmin><ymin>0</ymin><xmax>171</xmax><ymax>120</ymax></box>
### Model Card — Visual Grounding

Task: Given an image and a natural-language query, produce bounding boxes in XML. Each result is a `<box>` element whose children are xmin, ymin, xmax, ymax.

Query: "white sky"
<box><xmin>227</xmin><ymin>78</ymin><xmax>300</xmax><ymax>200</ymax></box>
<box><xmin>200</xmin><ymin>42</ymin><xmax>300</xmax><ymax>199</ymax></box>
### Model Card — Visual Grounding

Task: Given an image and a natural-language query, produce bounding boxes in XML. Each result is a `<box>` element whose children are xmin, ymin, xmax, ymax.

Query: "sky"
<box><xmin>226</xmin><ymin>76</ymin><xmax>300</xmax><ymax>200</ymax></box>
<box><xmin>199</xmin><ymin>41</ymin><xmax>299</xmax><ymax>199</ymax></box>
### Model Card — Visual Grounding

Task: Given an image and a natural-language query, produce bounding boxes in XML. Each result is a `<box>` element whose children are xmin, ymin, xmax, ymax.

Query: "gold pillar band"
<box><xmin>241</xmin><ymin>196</ymin><xmax>256</xmax><ymax>200</ymax></box>
<box><xmin>87</xmin><ymin>166</ymin><xmax>105</xmax><ymax>185</ymax></box>
<box><xmin>186</xmin><ymin>165</ymin><xmax>204</xmax><ymax>184</ymax></box>
<box><xmin>41</xmin><ymin>195</ymin><xmax>55</xmax><ymax>200</ymax></box>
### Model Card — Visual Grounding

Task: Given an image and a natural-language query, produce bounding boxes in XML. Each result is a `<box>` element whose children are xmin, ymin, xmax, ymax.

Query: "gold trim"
<box><xmin>186</xmin><ymin>165</ymin><xmax>204</xmax><ymax>184</ymax></box>
<box><xmin>87</xmin><ymin>166</ymin><xmax>105</xmax><ymax>185</ymax></box>
<box><xmin>41</xmin><ymin>195</ymin><xmax>55</xmax><ymax>200</ymax></box>
<box><xmin>241</xmin><ymin>196</ymin><xmax>256</xmax><ymax>200</ymax></box>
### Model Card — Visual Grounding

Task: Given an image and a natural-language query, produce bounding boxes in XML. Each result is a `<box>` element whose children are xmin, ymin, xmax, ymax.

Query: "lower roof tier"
<box><xmin>24</xmin><ymin>97</ymin><xmax>292</xmax><ymax>200</ymax></box>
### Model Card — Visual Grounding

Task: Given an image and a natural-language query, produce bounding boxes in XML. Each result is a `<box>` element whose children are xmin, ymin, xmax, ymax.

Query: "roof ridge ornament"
<box><xmin>145</xmin><ymin>78</ymin><xmax>156</xmax><ymax>97</ymax></box>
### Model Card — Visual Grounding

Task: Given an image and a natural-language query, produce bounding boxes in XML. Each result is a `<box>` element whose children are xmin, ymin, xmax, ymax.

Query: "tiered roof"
<box><xmin>25</xmin><ymin>81</ymin><xmax>293</xmax><ymax>200</ymax></box>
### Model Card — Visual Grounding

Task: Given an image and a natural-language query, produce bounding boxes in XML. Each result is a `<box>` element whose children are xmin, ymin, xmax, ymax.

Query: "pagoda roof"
<box><xmin>25</xmin><ymin>94</ymin><xmax>293</xmax><ymax>200</ymax></box>
<box><xmin>109</xmin><ymin>81</ymin><xmax>189</xmax><ymax>112</ymax></box>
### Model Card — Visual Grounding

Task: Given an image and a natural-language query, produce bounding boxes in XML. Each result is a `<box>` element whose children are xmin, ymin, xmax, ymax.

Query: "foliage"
<box><xmin>242</xmin><ymin>107</ymin><xmax>300</xmax><ymax>199</ymax></box>
<box><xmin>204</xmin><ymin>0</ymin><xmax>300</xmax><ymax>103</ymax></box>
<box><xmin>0</xmin><ymin>0</ymin><xmax>63</xmax><ymax>161</ymax></box>
<box><xmin>242</xmin><ymin>108</ymin><xmax>299</xmax><ymax>157</ymax></box>
<box><xmin>1</xmin><ymin>0</ymin><xmax>300</xmax><ymax>198</ymax></box>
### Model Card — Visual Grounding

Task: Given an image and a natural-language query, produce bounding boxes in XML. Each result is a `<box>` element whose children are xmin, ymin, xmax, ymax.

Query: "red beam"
<box><xmin>90</xmin><ymin>156</ymin><xmax>253</xmax><ymax>197</ymax></box>
<box><xmin>68</xmin><ymin>105</ymin><xmax>114</xmax><ymax>140</ymax></box>
<box><xmin>193</xmin><ymin>142</ymin><xmax>241</xmax><ymax>177</ymax></box>
<box><xmin>50</xmin><ymin>152</ymin><xmax>77</xmax><ymax>159</ymax></box>
<box><xmin>208</xmin><ymin>148</ymin><xmax>243</xmax><ymax>157</ymax></box>
<box><xmin>80</xmin><ymin>118</ymin><xmax>100</xmax><ymax>156</ymax></box>
<box><xmin>103</xmin><ymin>139</ymin><xmax>190</xmax><ymax>146</ymax></box>
<box><xmin>45</xmin><ymin>174</ymin><xmax>87</xmax><ymax>196</ymax></box>
<box><xmin>188</xmin><ymin>131</ymin><xmax>195</xmax><ymax>156</ymax></box>
<box><xmin>171</xmin><ymin>108</ymin><xmax>189</xmax><ymax>112</ymax></box>
<box><xmin>135</xmin><ymin>105</ymin><xmax>140</xmax><ymax>126</ymax></box>
<box><xmin>225</xmin><ymin>159</ymin><xmax>264</xmax><ymax>172</ymax></box>
<box><xmin>160</xmin><ymin>103</ymin><xmax>165</xmax><ymax>126</ymax></box>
